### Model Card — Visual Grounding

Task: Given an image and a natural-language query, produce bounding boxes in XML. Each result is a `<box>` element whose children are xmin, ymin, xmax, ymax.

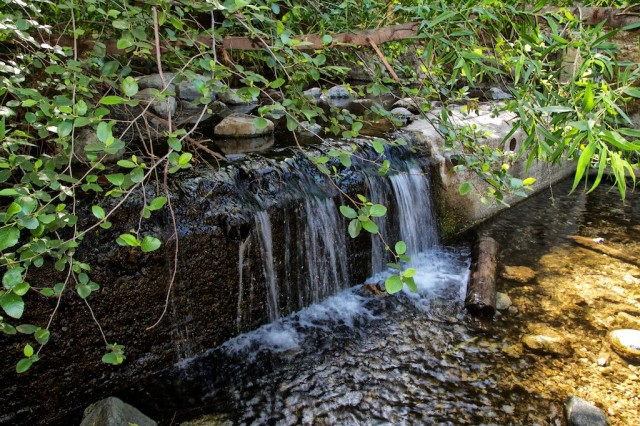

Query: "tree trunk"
<box><xmin>465</xmin><ymin>236</ymin><xmax>498</xmax><ymax>318</ymax></box>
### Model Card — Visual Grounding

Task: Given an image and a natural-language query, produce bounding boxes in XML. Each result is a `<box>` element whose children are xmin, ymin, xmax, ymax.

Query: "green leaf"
<box><xmin>403</xmin><ymin>277</ymin><xmax>417</xmax><ymax>292</ymax></box>
<box><xmin>255</xmin><ymin>117</ymin><xmax>269</xmax><ymax>130</ymax></box>
<box><xmin>369</xmin><ymin>204</ymin><xmax>387</xmax><ymax>217</ymax></box>
<box><xmin>16</xmin><ymin>324</ymin><xmax>38</xmax><ymax>334</ymax></box>
<box><xmin>372</xmin><ymin>139</ymin><xmax>385</xmax><ymax>154</ymax></box>
<box><xmin>270</xmin><ymin>78</ymin><xmax>286</xmax><ymax>89</ymax></box>
<box><xmin>116</xmin><ymin>233</ymin><xmax>139</xmax><ymax>247</ymax></box>
<box><xmin>361</xmin><ymin>220</ymin><xmax>379</xmax><ymax>234</ymax></box>
<box><xmin>403</xmin><ymin>268</ymin><xmax>417</xmax><ymax>278</ymax></box>
<box><xmin>106</xmin><ymin>173</ymin><xmax>125</xmax><ymax>186</ymax></box>
<box><xmin>92</xmin><ymin>205</ymin><xmax>105</xmax><ymax>220</ymax></box>
<box><xmin>339</xmin><ymin>153</ymin><xmax>352</xmax><ymax>168</ymax></box>
<box><xmin>458</xmin><ymin>182</ymin><xmax>472</xmax><ymax>196</ymax></box>
<box><xmin>1</xmin><ymin>293</ymin><xmax>24</xmax><ymax>318</ymax></box>
<box><xmin>339</xmin><ymin>206</ymin><xmax>358</xmax><ymax>219</ymax></box>
<box><xmin>167</xmin><ymin>138</ymin><xmax>182</xmax><ymax>151</ymax></box>
<box><xmin>178</xmin><ymin>153</ymin><xmax>192</xmax><ymax>165</ymax></box>
<box><xmin>348</xmin><ymin>219</ymin><xmax>361</xmax><ymax>238</ymax></box>
<box><xmin>395</xmin><ymin>241</ymin><xmax>407</xmax><ymax>256</ymax></box>
<box><xmin>23</xmin><ymin>343</ymin><xmax>34</xmax><ymax>357</ymax></box>
<box><xmin>0</xmin><ymin>226</ymin><xmax>20</xmax><ymax>252</ymax></box>
<box><xmin>12</xmin><ymin>281</ymin><xmax>29</xmax><ymax>296</ymax></box>
<box><xmin>523</xmin><ymin>177</ymin><xmax>536</xmax><ymax>186</ymax></box>
<box><xmin>622</xmin><ymin>87</ymin><xmax>640</xmax><ymax>98</ymax></box>
<box><xmin>34</xmin><ymin>328</ymin><xmax>50</xmax><ymax>345</ymax></box>
<box><xmin>99</xmin><ymin>96</ymin><xmax>124</xmax><ymax>105</ymax></box>
<box><xmin>16</xmin><ymin>358</ymin><xmax>32</xmax><ymax>373</ymax></box>
<box><xmin>572</xmin><ymin>140</ymin><xmax>597</xmax><ymax>192</ymax></box>
<box><xmin>3</xmin><ymin>268</ymin><xmax>24</xmax><ymax>289</ymax></box>
<box><xmin>102</xmin><ymin>351</ymin><xmax>125</xmax><ymax>365</ymax></box>
<box><xmin>385</xmin><ymin>275</ymin><xmax>403</xmax><ymax>294</ymax></box>
<box><xmin>140</xmin><ymin>236</ymin><xmax>161</xmax><ymax>253</ymax></box>
<box><xmin>96</xmin><ymin>122</ymin><xmax>110</xmax><ymax>142</ymax></box>
<box><xmin>121</xmin><ymin>76</ymin><xmax>139</xmax><ymax>97</ymax></box>
<box><xmin>149</xmin><ymin>197</ymin><xmax>167</xmax><ymax>211</ymax></box>
<box><xmin>76</xmin><ymin>284</ymin><xmax>92</xmax><ymax>299</ymax></box>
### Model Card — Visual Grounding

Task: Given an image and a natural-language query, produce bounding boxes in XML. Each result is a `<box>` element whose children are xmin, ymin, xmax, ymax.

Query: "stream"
<box><xmin>127</xmin><ymin>178</ymin><xmax>640</xmax><ymax>425</ymax></box>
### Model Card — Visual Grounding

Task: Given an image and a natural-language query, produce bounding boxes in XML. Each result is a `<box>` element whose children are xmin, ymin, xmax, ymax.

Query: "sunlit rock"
<box><xmin>501</xmin><ymin>265</ymin><xmax>536</xmax><ymax>283</ymax></box>
<box><xmin>614</xmin><ymin>312</ymin><xmax>640</xmax><ymax>330</ymax></box>
<box><xmin>564</xmin><ymin>396</ymin><xmax>608</xmax><ymax>426</ymax></box>
<box><xmin>609</xmin><ymin>329</ymin><xmax>640</xmax><ymax>362</ymax></box>
<box><xmin>214</xmin><ymin>113</ymin><xmax>274</xmax><ymax>138</ymax></box>
<box><xmin>522</xmin><ymin>331</ymin><xmax>572</xmax><ymax>357</ymax></box>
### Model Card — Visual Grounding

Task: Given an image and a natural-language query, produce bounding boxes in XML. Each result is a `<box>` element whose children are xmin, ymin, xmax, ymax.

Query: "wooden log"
<box><xmin>568</xmin><ymin>235</ymin><xmax>640</xmax><ymax>268</ymax></box>
<box><xmin>220</xmin><ymin>22</ymin><xmax>420</xmax><ymax>51</ymax></box>
<box><xmin>465</xmin><ymin>236</ymin><xmax>498</xmax><ymax>317</ymax></box>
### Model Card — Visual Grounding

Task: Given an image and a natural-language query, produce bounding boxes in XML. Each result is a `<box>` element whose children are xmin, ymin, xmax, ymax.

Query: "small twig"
<box><xmin>367</xmin><ymin>37</ymin><xmax>400</xmax><ymax>83</ymax></box>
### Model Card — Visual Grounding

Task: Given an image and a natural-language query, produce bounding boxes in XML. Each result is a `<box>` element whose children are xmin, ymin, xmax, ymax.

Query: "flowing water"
<box><xmin>140</xmin><ymin>178</ymin><xmax>640</xmax><ymax>425</ymax></box>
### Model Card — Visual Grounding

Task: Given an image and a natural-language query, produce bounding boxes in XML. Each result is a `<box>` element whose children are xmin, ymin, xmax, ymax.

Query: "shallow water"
<box><xmin>170</xmin><ymin>178</ymin><xmax>640</xmax><ymax>425</ymax></box>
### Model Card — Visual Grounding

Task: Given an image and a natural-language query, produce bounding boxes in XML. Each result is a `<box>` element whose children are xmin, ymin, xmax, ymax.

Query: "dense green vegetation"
<box><xmin>0</xmin><ymin>0</ymin><xmax>638</xmax><ymax>372</ymax></box>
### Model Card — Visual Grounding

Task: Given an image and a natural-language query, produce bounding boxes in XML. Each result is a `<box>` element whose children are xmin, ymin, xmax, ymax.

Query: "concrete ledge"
<box><xmin>405</xmin><ymin>103</ymin><xmax>576</xmax><ymax>237</ymax></box>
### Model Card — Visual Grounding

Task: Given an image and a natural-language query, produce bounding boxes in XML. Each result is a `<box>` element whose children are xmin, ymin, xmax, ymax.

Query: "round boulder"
<box><xmin>609</xmin><ymin>329</ymin><xmax>640</xmax><ymax>362</ymax></box>
<box><xmin>214</xmin><ymin>113</ymin><xmax>274</xmax><ymax>138</ymax></box>
<box><xmin>564</xmin><ymin>396</ymin><xmax>608</xmax><ymax>426</ymax></box>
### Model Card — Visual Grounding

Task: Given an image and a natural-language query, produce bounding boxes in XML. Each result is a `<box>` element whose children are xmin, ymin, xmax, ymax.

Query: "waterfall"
<box><xmin>255</xmin><ymin>211</ymin><xmax>280</xmax><ymax>321</ymax></box>
<box><xmin>390</xmin><ymin>167</ymin><xmax>439</xmax><ymax>256</ymax></box>
<box><xmin>243</xmin><ymin>156</ymin><xmax>438</xmax><ymax>326</ymax></box>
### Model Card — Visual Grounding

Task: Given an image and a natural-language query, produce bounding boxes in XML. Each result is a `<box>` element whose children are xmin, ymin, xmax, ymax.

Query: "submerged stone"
<box><xmin>80</xmin><ymin>397</ymin><xmax>157</xmax><ymax>426</ymax></box>
<box><xmin>609</xmin><ymin>329</ymin><xmax>640</xmax><ymax>362</ymax></box>
<box><xmin>564</xmin><ymin>396</ymin><xmax>608</xmax><ymax>426</ymax></box>
<box><xmin>522</xmin><ymin>331</ymin><xmax>572</xmax><ymax>357</ymax></box>
<box><xmin>495</xmin><ymin>292</ymin><xmax>512</xmax><ymax>310</ymax></box>
<box><xmin>501</xmin><ymin>265</ymin><xmax>536</xmax><ymax>283</ymax></box>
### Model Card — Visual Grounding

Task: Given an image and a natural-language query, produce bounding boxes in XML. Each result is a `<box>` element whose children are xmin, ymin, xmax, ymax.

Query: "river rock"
<box><xmin>609</xmin><ymin>329</ymin><xmax>640</xmax><ymax>362</ymax></box>
<box><xmin>522</xmin><ymin>329</ymin><xmax>572</xmax><ymax>357</ymax></box>
<box><xmin>304</xmin><ymin>87</ymin><xmax>322</xmax><ymax>100</ymax></box>
<box><xmin>214</xmin><ymin>113</ymin><xmax>274</xmax><ymax>138</ymax></box>
<box><xmin>327</xmin><ymin>85</ymin><xmax>351</xmax><ymax>99</ymax></box>
<box><xmin>134</xmin><ymin>88</ymin><xmax>177</xmax><ymax>117</ymax></box>
<box><xmin>73</xmin><ymin>128</ymin><xmax>124</xmax><ymax>164</ymax></box>
<box><xmin>495</xmin><ymin>292</ymin><xmax>512</xmax><ymax>310</ymax></box>
<box><xmin>564</xmin><ymin>396</ymin><xmax>608</xmax><ymax>426</ymax></box>
<box><xmin>80</xmin><ymin>397</ymin><xmax>157</xmax><ymax>426</ymax></box>
<box><xmin>614</xmin><ymin>312</ymin><xmax>640</xmax><ymax>330</ymax></box>
<box><xmin>488</xmin><ymin>87</ymin><xmax>513</xmax><ymax>100</ymax></box>
<box><xmin>136</xmin><ymin>73</ymin><xmax>176</xmax><ymax>94</ymax></box>
<box><xmin>501</xmin><ymin>265</ymin><xmax>536</xmax><ymax>283</ymax></box>
<box><xmin>392</xmin><ymin>98</ymin><xmax>422</xmax><ymax>114</ymax></box>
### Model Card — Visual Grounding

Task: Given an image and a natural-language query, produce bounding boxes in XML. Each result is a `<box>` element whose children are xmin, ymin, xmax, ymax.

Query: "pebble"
<box><xmin>495</xmin><ymin>292</ymin><xmax>512</xmax><ymax>310</ymax></box>
<box><xmin>564</xmin><ymin>396</ymin><xmax>608</xmax><ymax>426</ymax></box>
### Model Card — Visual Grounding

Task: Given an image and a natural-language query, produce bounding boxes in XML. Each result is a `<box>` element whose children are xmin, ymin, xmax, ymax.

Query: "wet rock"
<box><xmin>507</xmin><ymin>305</ymin><xmax>519</xmax><ymax>315</ymax></box>
<box><xmin>609</xmin><ymin>329</ymin><xmax>640</xmax><ymax>362</ymax></box>
<box><xmin>564</xmin><ymin>396</ymin><xmax>608</xmax><ymax>426</ymax></box>
<box><xmin>304</xmin><ymin>87</ymin><xmax>322</xmax><ymax>100</ymax></box>
<box><xmin>488</xmin><ymin>87</ymin><xmax>513</xmax><ymax>100</ymax></box>
<box><xmin>73</xmin><ymin>128</ymin><xmax>124</xmax><ymax>164</ymax></box>
<box><xmin>214</xmin><ymin>113</ymin><xmax>274</xmax><ymax>138</ymax></box>
<box><xmin>327</xmin><ymin>85</ymin><xmax>351</xmax><ymax>99</ymax></box>
<box><xmin>390</xmin><ymin>107</ymin><xmax>413</xmax><ymax>119</ymax></box>
<box><xmin>134</xmin><ymin>88</ymin><xmax>177</xmax><ymax>117</ymax></box>
<box><xmin>80</xmin><ymin>397</ymin><xmax>157</xmax><ymax>426</ymax></box>
<box><xmin>495</xmin><ymin>292</ymin><xmax>512</xmax><ymax>310</ymax></box>
<box><xmin>522</xmin><ymin>331</ymin><xmax>572</xmax><ymax>357</ymax></box>
<box><xmin>392</xmin><ymin>98</ymin><xmax>423</xmax><ymax>114</ymax></box>
<box><xmin>614</xmin><ymin>312</ymin><xmax>640</xmax><ymax>330</ymax></box>
<box><xmin>217</xmin><ymin>136</ymin><xmax>275</xmax><ymax>155</ymax></box>
<box><xmin>501</xmin><ymin>265</ymin><xmax>536</xmax><ymax>283</ymax></box>
<box><xmin>136</xmin><ymin>73</ymin><xmax>176</xmax><ymax>94</ymax></box>
<box><xmin>297</xmin><ymin>121</ymin><xmax>322</xmax><ymax>137</ymax></box>
<box><xmin>180</xmin><ymin>413</ymin><xmax>234</xmax><ymax>426</ymax></box>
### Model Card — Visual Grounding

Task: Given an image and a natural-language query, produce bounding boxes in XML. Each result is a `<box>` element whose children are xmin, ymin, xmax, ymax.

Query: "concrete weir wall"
<box><xmin>405</xmin><ymin>103</ymin><xmax>576</xmax><ymax>238</ymax></box>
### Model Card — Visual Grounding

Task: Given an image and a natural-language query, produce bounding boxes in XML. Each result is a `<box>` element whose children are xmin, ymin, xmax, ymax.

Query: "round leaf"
<box><xmin>23</xmin><ymin>343</ymin><xmax>34</xmax><ymax>357</ymax></box>
<box><xmin>361</xmin><ymin>220</ymin><xmax>379</xmax><ymax>234</ymax></box>
<box><xmin>395</xmin><ymin>241</ymin><xmax>407</xmax><ymax>256</ymax></box>
<box><xmin>385</xmin><ymin>275</ymin><xmax>403</xmax><ymax>294</ymax></box>
<box><xmin>141</xmin><ymin>236</ymin><xmax>161</xmax><ymax>253</ymax></box>
<box><xmin>1</xmin><ymin>293</ymin><xmax>24</xmax><ymax>319</ymax></box>
<box><xmin>121</xmin><ymin>76</ymin><xmax>139</xmax><ymax>97</ymax></box>
<box><xmin>369</xmin><ymin>204</ymin><xmax>387</xmax><ymax>217</ymax></box>
<box><xmin>34</xmin><ymin>328</ymin><xmax>50</xmax><ymax>345</ymax></box>
<box><xmin>339</xmin><ymin>205</ymin><xmax>358</xmax><ymax>219</ymax></box>
<box><xmin>0</xmin><ymin>227</ymin><xmax>20</xmax><ymax>251</ymax></box>
<box><xmin>459</xmin><ymin>182</ymin><xmax>472</xmax><ymax>196</ymax></box>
